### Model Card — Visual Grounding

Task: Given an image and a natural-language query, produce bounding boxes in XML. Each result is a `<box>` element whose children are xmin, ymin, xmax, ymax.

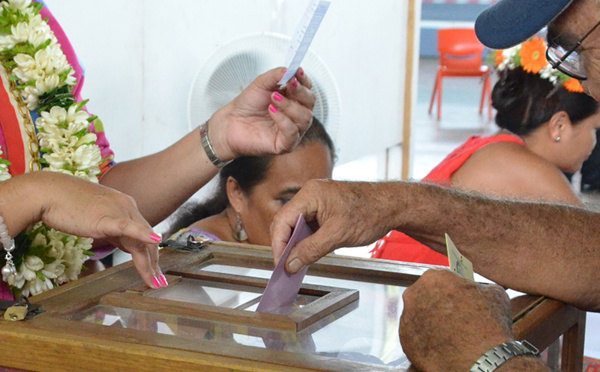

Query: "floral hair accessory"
<box><xmin>489</xmin><ymin>36</ymin><xmax>584</xmax><ymax>93</ymax></box>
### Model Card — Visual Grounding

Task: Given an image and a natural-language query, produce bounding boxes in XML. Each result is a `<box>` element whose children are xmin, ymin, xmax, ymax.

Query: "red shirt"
<box><xmin>371</xmin><ymin>134</ymin><xmax>525</xmax><ymax>265</ymax></box>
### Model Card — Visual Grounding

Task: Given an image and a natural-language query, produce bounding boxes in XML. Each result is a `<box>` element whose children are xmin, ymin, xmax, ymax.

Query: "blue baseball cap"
<box><xmin>475</xmin><ymin>0</ymin><xmax>574</xmax><ymax>49</ymax></box>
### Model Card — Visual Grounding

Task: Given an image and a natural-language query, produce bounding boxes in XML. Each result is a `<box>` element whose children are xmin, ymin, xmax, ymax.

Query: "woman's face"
<box><xmin>558</xmin><ymin>111</ymin><xmax>600</xmax><ymax>173</ymax></box>
<box><xmin>239</xmin><ymin>142</ymin><xmax>333</xmax><ymax>246</ymax></box>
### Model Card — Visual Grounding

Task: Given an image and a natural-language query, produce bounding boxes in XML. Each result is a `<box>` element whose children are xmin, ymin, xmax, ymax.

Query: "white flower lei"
<box><xmin>0</xmin><ymin>0</ymin><xmax>101</xmax><ymax>298</ymax></box>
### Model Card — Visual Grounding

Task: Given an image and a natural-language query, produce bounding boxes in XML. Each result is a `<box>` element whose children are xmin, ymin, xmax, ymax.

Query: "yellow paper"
<box><xmin>445</xmin><ymin>233</ymin><xmax>474</xmax><ymax>281</ymax></box>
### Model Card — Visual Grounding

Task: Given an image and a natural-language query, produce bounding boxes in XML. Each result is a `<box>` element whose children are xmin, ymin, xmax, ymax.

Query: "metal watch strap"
<box><xmin>199</xmin><ymin>121</ymin><xmax>231</xmax><ymax>169</ymax></box>
<box><xmin>470</xmin><ymin>340</ymin><xmax>540</xmax><ymax>372</ymax></box>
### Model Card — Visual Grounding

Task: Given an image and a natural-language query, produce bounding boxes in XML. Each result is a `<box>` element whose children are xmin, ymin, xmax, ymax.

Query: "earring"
<box><xmin>233</xmin><ymin>213</ymin><xmax>247</xmax><ymax>242</ymax></box>
<box><xmin>556</xmin><ymin>136</ymin><xmax>561</xmax><ymax>142</ymax></box>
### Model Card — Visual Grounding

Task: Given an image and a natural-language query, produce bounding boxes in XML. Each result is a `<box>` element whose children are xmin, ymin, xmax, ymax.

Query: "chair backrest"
<box><xmin>437</xmin><ymin>28</ymin><xmax>485</xmax><ymax>71</ymax></box>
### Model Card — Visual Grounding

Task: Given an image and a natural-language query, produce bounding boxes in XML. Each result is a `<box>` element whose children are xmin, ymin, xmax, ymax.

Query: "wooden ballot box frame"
<box><xmin>0</xmin><ymin>242</ymin><xmax>586</xmax><ymax>371</ymax></box>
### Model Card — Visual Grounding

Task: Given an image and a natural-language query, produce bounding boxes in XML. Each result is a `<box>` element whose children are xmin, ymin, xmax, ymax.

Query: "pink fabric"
<box><xmin>39</xmin><ymin>2</ymin><xmax>114</xmax><ymax>162</ymax></box>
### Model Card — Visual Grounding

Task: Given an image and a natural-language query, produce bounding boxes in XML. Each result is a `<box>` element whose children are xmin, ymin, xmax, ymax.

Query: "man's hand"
<box><xmin>270</xmin><ymin>180</ymin><xmax>400</xmax><ymax>273</ymax></box>
<box><xmin>399</xmin><ymin>269</ymin><xmax>513</xmax><ymax>371</ymax></box>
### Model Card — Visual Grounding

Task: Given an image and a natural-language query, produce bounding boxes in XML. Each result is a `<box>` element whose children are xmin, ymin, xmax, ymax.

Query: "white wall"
<box><xmin>44</xmin><ymin>0</ymin><xmax>411</xmax><ymax>166</ymax></box>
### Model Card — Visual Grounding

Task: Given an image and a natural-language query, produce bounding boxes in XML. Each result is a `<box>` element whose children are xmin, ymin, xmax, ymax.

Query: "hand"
<box><xmin>270</xmin><ymin>180</ymin><xmax>399</xmax><ymax>273</ymax></box>
<box><xmin>208</xmin><ymin>67</ymin><xmax>315</xmax><ymax>160</ymax></box>
<box><xmin>3</xmin><ymin>172</ymin><xmax>165</xmax><ymax>289</ymax></box>
<box><xmin>399</xmin><ymin>269</ymin><xmax>513</xmax><ymax>371</ymax></box>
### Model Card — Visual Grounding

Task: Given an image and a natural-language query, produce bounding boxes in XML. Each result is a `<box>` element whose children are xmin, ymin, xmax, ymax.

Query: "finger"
<box><xmin>255</xmin><ymin>67</ymin><xmax>288</xmax><ymax>91</ymax></box>
<box><xmin>271</xmin><ymin>91</ymin><xmax>314</xmax><ymax>127</ymax></box>
<box><xmin>267</xmin><ymin>104</ymin><xmax>305</xmax><ymax>153</ymax></box>
<box><xmin>295</xmin><ymin>67</ymin><xmax>312</xmax><ymax>90</ymax></box>
<box><xmin>283</xmin><ymin>78</ymin><xmax>316</xmax><ymax>110</ymax></box>
<box><xmin>96</xmin><ymin>216</ymin><xmax>158</xmax><ymax>244</ymax></box>
<box><xmin>284</xmin><ymin>226</ymin><xmax>340</xmax><ymax>274</ymax></box>
<box><xmin>271</xmin><ymin>212</ymin><xmax>300</xmax><ymax>266</ymax></box>
<box><xmin>146</xmin><ymin>242</ymin><xmax>167</xmax><ymax>287</ymax></box>
<box><xmin>128</xmin><ymin>242</ymin><xmax>159</xmax><ymax>289</ymax></box>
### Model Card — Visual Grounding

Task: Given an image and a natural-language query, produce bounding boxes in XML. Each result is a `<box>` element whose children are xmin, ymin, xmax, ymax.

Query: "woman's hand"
<box><xmin>0</xmin><ymin>172</ymin><xmax>165</xmax><ymax>289</ymax></box>
<box><xmin>207</xmin><ymin>67</ymin><xmax>316</xmax><ymax>160</ymax></box>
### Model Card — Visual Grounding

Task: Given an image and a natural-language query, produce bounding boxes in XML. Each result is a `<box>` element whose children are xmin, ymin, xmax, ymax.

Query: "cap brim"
<box><xmin>475</xmin><ymin>0</ymin><xmax>574</xmax><ymax>49</ymax></box>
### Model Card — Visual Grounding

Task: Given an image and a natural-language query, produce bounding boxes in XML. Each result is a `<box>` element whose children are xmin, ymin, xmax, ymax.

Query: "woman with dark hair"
<box><xmin>371</xmin><ymin>37</ymin><xmax>600</xmax><ymax>265</ymax></box>
<box><xmin>167</xmin><ymin>118</ymin><xmax>335</xmax><ymax>246</ymax></box>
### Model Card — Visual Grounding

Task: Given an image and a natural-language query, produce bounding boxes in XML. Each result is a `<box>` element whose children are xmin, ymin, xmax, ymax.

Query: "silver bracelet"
<box><xmin>199</xmin><ymin>120</ymin><xmax>232</xmax><ymax>169</ymax></box>
<box><xmin>0</xmin><ymin>215</ymin><xmax>16</xmax><ymax>282</ymax></box>
<box><xmin>470</xmin><ymin>340</ymin><xmax>540</xmax><ymax>372</ymax></box>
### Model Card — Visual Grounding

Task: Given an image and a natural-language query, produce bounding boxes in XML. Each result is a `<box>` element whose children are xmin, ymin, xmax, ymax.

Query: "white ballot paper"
<box><xmin>278</xmin><ymin>0</ymin><xmax>331</xmax><ymax>85</ymax></box>
<box><xmin>446</xmin><ymin>233</ymin><xmax>474</xmax><ymax>282</ymax></box>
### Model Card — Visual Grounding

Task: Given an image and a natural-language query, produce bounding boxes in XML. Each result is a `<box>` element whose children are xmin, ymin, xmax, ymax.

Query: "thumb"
<box><xmin>254</xmin><ymin>67</ymin><xmax>287</xmax><ymax>91</ymax></box>
<box><xmin>284</xmin><ymin>228</ymin><xmax>337</xmax><ymax>274</ymax></box>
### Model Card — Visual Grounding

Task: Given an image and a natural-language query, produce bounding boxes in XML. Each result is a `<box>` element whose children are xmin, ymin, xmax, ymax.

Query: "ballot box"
<box><xmin>0</xmin><ymin>242</ymin><xmax>585</xmax><ymax>371</ymax></box>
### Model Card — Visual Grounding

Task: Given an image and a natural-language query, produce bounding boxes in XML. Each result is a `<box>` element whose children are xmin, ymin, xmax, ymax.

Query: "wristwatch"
<box><xmin>470</xmin><ymin>340</ymin><xmax>540</xmax><ymax>372</ymax></box>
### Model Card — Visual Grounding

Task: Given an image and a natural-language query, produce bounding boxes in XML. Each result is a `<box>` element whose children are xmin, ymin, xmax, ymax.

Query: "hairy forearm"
<box><xmin>393</xmin><ymin>182</ymin><xmax>600</xmax><ymax>311</ymax></box>
<box><xmin>100</xmin><ymin>127</ymin><xmax>217</xmax><ymax>226</ymax></box>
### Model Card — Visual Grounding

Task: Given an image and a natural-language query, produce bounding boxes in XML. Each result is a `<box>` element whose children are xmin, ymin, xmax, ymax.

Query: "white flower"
<box><xmin>5</xmin><ymin>0</ymin><xmax>34</xmax><ymax>14</ymax></box>
<box><xmin>0</xmin><ymin>2</ymin><xmax>102</xmax><ymax>298</ymax></box>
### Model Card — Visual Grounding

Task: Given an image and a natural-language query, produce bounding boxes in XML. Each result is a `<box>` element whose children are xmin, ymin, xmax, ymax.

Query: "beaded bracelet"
<box><xmin>0</xmin><ymin>215</ymin><xmax>16</xmax><ymax>282</ymax></box>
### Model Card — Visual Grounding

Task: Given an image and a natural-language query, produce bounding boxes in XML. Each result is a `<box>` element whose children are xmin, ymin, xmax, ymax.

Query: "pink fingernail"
<box><xmin>273</xmin><ymin>92</ymin><xmax>283</xmax><ymax>102</ymax></box>
<box><xmin>159</xmin><ymin>274</ymin><xmax>168</xmax><ymax>287</ymax></box>
<box><xmin>269</xmin><ymin>104</ymin><xmax>277</xmax><ymax>113</ymax></box>
<box><xmin>292</xmin><ymin>79</ymin><xmax>298</xmax><ymax>88</ymax></box>
<box><xmin>152</xmin><ymin>276</ymin><xmax>161</xmax><ymax>289</ymax></box>
<box><xmin>150</xmin><ymin>233</ymin><xmax>161</xmax><ymax>242</ymax></box>
<box><xmin>283</xmin><ymin>68</ymin><xmax>287</xmax><ymax>73</ymax></box>
<box><xmin>299</xmin><ymin>67</ymin><xmax>304</xmax><ymax>76</ymax></box>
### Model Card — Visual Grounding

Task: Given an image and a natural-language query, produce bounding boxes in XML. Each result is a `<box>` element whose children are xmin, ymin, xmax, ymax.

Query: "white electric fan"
<box><xmin>187</xmin><ymin>32</ymin><xmax>341</xmax><ymax>142</ymax></box>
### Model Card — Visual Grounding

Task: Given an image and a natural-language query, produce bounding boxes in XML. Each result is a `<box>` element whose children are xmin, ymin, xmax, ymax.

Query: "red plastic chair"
<box><xmin>428</xmin><ymin>28</ymin><xmax>492</xmax><ymax>121</ymax></box>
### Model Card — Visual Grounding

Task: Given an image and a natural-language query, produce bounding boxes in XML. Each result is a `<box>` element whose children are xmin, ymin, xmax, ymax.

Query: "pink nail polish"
<box><xmin>292</xmin><ymin>79</ymin><xmax>298</xmax><ymax>88</ymax></box>
<box><xmin>299</xmin><ymin>67</ymin><xmax>304</xmax><ymax>76</ymax></box>
<box><xmin>159</xmin><ymin>274</ymin><xmax>168</xmax><ymax>287</ymax></box>
<box><xmin>283</xmin><ymin>68</ymin><xmax>287</xmax><ymax>74</ymax></box>
<box><xmin>152</xmin><ymin>276</ymin><xmax>161</xmax><ymax>289</ymax></box>
<box><xmin>269</xmin><ymin>104</ymin><xmax>278</xmax><ymax>113</ymax></box>
<box><xmin>150</xmin><ymin>233</ymin><xmax>161</xmax><ymax>243</ymax></box>
<box><xmin>273</xmin><ymin>92</ymin><xmax>283</xmax><ymax>102</ymax></box>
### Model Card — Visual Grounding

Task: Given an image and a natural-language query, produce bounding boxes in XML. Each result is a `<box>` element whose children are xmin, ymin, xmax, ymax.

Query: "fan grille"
<box><xmin>188</xmin><ymin>32</ymin><xmax>340</xmax><ymax>142</ymax></box>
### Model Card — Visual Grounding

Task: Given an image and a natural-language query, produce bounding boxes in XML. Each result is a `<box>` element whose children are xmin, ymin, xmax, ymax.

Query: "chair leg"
<box><xmin>429</xmin><ymin>71</ymin><xmax>440</xmax><ymax>114</ymax></box>
<box><xmin>479</xmin><ymin>77</ymin><xmax>486</xmax><ymax>114</ymax></box>
<box><xmin>436</xmin><ymin>76</ymin><xmax>442</xmax><ymax>120</ymax></box>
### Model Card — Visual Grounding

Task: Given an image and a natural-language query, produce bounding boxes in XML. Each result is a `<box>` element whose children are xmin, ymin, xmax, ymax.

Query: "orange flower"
<box><xmin>494</xmin><ymin>50</ymin><xmax>503</xmax><ymax>67</ymax></box>
<box><xmin>564</xmin><ymin>78</ymin><xmax>584</xmax><ymax>93</ymax></box>
<box><xmin>519</xmin><ymin>36</ymin><xmax>548</xmax><ymax>74</ymax></box>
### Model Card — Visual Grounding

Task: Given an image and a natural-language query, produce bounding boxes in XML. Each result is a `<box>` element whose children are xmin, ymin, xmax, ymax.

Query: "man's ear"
<box><xmin>226</xmin><ymin>176</ymin><xmax>245</xmax><ymax>212</ymax></box>
<box><xmin>547</xmin><ymin>110</ymin><xmax>571</xmax><ymax>141</ymax></box>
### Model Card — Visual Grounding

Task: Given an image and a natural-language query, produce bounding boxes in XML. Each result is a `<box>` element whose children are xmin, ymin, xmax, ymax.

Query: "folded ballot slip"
<box><xmin>256</xmin><ymin>215</ymin><xmax>313</xmax><ymax>315</ymax></box>
<box><xmin>446</xmin><ymin>233</ymin><xmax>474</xmax><ymax>282</ymax></box>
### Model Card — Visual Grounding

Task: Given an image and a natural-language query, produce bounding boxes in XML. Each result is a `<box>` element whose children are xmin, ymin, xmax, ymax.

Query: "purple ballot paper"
<box><xmin>256</xmin><ymin>215</ymin><xmax>313</xmax><ymax>315</ymax></box>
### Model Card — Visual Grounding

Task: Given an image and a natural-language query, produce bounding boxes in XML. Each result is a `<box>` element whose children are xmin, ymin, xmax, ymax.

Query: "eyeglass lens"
<box><xmin>547</xmin><ymin>45</ymin><xmax>587</xmax><ymax>79</ymax></box>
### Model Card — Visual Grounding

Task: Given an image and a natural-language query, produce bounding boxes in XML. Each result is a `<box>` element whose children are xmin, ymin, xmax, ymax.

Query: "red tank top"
<box><xmin>371</xmin><ymin>134</ymin><xmax>525</xmax><ymax>265</ymax></box>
